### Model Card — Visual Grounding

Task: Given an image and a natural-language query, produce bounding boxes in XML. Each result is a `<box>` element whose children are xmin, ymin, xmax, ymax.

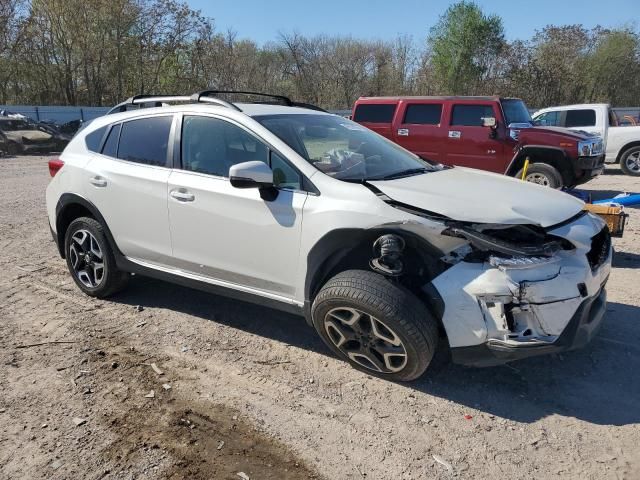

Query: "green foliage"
<box><xmin>584</xmin><ymin>30</ymin><xmax>640</xmax><ymax>106</ymax></box>
<box><xmin>428</xmin><ymin>1</ymin><xmax>505</xmax><ymax>94</ymax></box>
<box><xmin>0</xmin><ymin>0</ymin><xmax>639</xmax><ymax>109</ymax></box>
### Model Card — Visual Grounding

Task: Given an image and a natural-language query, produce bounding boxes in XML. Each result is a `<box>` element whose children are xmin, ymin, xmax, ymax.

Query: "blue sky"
<box><xmin>189</xmin><ymin>0</ymin><xmax>639</xmax><ymax>44</ymax></box>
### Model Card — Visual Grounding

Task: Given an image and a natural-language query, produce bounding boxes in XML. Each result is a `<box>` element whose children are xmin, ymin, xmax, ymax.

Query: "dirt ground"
<box><xmin>0</xmin><ymin>155</ymin><xmax>639</xmax><ymax>480</ymax></box>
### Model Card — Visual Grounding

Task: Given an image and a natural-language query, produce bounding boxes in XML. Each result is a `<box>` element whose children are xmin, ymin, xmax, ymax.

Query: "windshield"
<box><xmin>254</xmin><ymin>114</ymin><xmax>435</xmax><ymax>181</ymax></box>
<box><xmin>501</xmin><ymin>99</ymin><xmax>532</xmax><ymax>125</ymax></box>
<box><xmin>0</xmin><ymin>120</ymin><xmax>34</xmax><ymax>131</ymax></box>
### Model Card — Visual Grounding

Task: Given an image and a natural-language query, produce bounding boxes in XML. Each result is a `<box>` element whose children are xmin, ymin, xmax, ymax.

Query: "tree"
<box><xmin>584</xmin><ymin>30</ymin><xmax>640</xmax><ymax>106</ymax></box>
<box><xmin>427</xmin><ymin>1</ymin><xmax>505</xmax><ymax>95</ymax></box>
<box><xmin>526</xmin><ymin>25</ymin><xmax>594</xmax><ymax>106</ymax></box>
<box><xmin>0</xmin><ymin>1</ymin><xmax>639</xmax><ymax>110</ymax></box>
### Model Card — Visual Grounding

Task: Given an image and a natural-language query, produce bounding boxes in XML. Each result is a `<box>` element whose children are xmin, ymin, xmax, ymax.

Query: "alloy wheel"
<box><xmin>68</xmin><ymin>229</ymin><xmax>105</xmax><ymax>288</ymax></box>
<box><xmin>324</xmin><ymin>307</ymin><xmax>408</xmax><ymax>373</ymax></box>
<box><xmin>625</xmin><ymin>151</ymin><xmax>640</xmax><ymax>173</ymax></box>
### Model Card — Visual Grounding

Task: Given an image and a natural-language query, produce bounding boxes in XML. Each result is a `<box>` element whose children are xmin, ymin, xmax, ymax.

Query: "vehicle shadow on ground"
<box><xmin>603</xmin><ymin>166</ymin><xmax>624</xmax><ymax>175</ymax></box>
<box><xmin>113</xmin><ymin>276</ymin><xmax>328</xmax><ymax>355</ymax></box>
<box><xmin>612</xmin><ymin>250</ymin><xmax>640</xmax><ymax>268</ymax></box>
<box><xmin>113</xmin><ymin>278</ymin><xmax>640</xmax><ymax>427</ymax></box>
<box><xmin>412</xmin><ymin>300</ymin><xmax>640</xmax><ymax>427</ymax></box>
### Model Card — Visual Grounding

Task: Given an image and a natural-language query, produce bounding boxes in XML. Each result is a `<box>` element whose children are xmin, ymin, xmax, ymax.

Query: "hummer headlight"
<box><xmin>578</xmin><ymin>138</ymin><xmax>603</xmax><ymax>157</ymax></box>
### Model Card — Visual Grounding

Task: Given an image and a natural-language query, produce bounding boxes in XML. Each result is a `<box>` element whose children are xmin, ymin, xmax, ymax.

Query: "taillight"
<box><xmin>48</xmin><ymin>158</ymin><xmax>64</xmax><ymax>177</ymax></box>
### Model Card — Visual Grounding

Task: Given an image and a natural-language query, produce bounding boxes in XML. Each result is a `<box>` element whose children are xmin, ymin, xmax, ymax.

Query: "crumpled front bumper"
<box><xmin>450</xmin><ymin>285</ymin><xmax>607</xmax><ymax>367</ymax></box>
<box><xmin>427</xmin><ymin>212</ymin><xmax>612</xmax><ymax>367</ymax></box>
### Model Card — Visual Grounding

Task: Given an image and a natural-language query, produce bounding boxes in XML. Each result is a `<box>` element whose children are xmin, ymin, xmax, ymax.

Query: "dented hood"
<box><xmin>369</xmin><ymin>167</ymin><xmax>584</xmax><ymax>228</ymax></box>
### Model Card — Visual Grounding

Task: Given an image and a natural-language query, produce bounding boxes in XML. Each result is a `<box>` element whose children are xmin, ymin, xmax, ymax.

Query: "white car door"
<box><xmin>83</xmin><ymin>114</ymin><xmax>175</xmax><ymax>264</ymax></box>
<box><xmin>167</xmin><ymin>114</ymin><xmax>308</xmax><ymax>301</ymax></box>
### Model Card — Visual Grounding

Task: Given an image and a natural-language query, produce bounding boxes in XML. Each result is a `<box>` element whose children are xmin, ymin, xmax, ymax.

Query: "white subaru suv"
<box><xmin>46</xmin><ymin>91</ymin><xmax>612</xmax><ymax>381</ymax></box>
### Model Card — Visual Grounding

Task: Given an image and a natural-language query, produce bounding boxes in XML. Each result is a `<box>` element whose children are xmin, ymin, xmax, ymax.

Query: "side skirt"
<box><xmin>114</xmin><ymin>254</ymin><xmax>306</xmax><ymax>318</ymax></box>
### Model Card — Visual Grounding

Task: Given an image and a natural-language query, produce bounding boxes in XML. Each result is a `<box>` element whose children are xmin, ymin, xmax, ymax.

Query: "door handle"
<box><xmin>448</xmin><ymin>131</ymin><xmax>462</xmax><ymax>139</ymax></box>
<box><xmin>89</xmin><ymin>176</ymin><xmax>107</xmax><ymax>187</ymax></box>
<box><xmin>397</xmin><ymin>128</ymin><xmax>409</xmax><ymax>136</ymax></box>
<box><xmin>170</xmin><ymin>189</ymin><xmax>195</xmax><ymax>202</ymax></box>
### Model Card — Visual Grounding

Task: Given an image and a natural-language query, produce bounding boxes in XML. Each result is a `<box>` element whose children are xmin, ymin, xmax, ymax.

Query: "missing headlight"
<box><xmin>442</xmin><ymin>223</ymin><xmax>571</xmax><ymax>258</ymax></box>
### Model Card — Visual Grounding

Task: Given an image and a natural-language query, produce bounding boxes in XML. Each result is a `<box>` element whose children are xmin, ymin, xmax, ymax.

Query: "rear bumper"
<box><xmin>450</xmin><ymin>286</ymin><xmax>607</xmax><ymax>367</ymax></box>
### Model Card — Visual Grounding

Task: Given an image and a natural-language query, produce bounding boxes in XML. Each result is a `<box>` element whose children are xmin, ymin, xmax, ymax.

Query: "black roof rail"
<box><xmin>106</xmin><ymin>94</ymin><xmax>190</xmax><ymax>115</ymax></box>
<box><xmin>192</xmin><ymin>90</ymin><xmax>294</xmax><ymax>106</ymax></box>
<box><xmin>291</xmin><ymin>101</ymin><xmax>328</xmax><ymax>113</ymax></box>
<box><xmin>106</xmin><ymin>90</ymin><xmax>326</xmax><ymax>115</ymax></box>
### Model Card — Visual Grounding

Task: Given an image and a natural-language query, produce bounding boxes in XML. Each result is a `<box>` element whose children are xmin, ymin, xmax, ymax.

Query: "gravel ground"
<box><xmin>0</xmin><ymin>155</ymin><xmax>639</xmax><ymax>480</ymax></box>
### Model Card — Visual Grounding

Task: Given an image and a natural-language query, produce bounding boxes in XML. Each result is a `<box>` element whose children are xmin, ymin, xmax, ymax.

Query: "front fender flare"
<box><xmin>504</xmin><ymin>145</ymin><xmax>569</xmax><ymax>177</ymax></box>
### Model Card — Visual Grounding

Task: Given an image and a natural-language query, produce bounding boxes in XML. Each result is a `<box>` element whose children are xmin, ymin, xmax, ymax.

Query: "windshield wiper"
<box><xmin>376</xmin><ymin>168</ymin><xmax>429</xmax><ymax>181</ymax></box>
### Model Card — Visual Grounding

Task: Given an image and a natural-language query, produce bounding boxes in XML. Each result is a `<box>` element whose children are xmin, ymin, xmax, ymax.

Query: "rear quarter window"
<box><xmin>353</xmin><ymin>104</ymin><xmax>396</xmax><ymax>123</ymax></box>
<box><xmin>84</xmin><ymin>126</ymin><xmax>107</xmax><ymax>152</ymax></box>
<box><xmin>403</xmin><ymin>104</ymin><xmax>442</xmax><ymax>125</ymax></box>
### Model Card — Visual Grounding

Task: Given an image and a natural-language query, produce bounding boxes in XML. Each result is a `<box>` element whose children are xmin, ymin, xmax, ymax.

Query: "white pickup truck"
<box><xmin>533</xmin><ymin>103</ymin><xmax>640</xmax><ymax>176</ymax></box>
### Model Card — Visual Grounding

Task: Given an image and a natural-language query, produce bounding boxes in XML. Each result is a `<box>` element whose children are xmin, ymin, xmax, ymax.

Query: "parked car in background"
<box><xmin>58</xmin><ymin>119</ymin><xmax>84</xmax><ymax>136</ymax></box>
<box><xmin>37</xmin><ymin>120</ymin><xmax>74</xmax><ymax>151</ymax></box>
<box><xmin>352</xmin><ymin>96</ymin><xmax>605</xmax><ymax>189</ymax></box>
<box><xmin>0</xmin><ymin>117</ymin><xmax>58</xmax><ymax>154</ymax></box>
<box><xmin>533</xmin><ymin>104</ymin><xmax>640</xmax><ymax>176</ymax></box>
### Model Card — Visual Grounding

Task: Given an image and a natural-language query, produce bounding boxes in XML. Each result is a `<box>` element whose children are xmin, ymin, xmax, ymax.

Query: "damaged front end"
<box><xmin>428</xmin><ymin>212</ymin><xmax>612</xmax><ymax>367</ymax></box>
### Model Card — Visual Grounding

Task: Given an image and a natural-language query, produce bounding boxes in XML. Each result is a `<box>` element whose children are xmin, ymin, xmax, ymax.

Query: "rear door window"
<box><xmin>451</xmin><ymin>105</ymin><xmax>495</xmax><ymax>126</ymax></box>
<box><xmin>353</xmin><ymin>104</ymin><xmax>396</xmax><ymax>123</ymax></box>
<box><xmin>117</xmin><ymin>116</ymin><xmax>173</xmax><ymax>166</ymax></box>
<box><xmin>403</xmin><ymin>104</ymin><xmax>442</xmax><ymax>125</ymax></box>
<box><xmin>565</xmin><ymin>109</ymin><xmax>596</xmax><ymax>128</ymax></box>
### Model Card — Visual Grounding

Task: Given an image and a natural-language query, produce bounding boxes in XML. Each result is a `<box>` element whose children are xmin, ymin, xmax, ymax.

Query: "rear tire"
<box><xmin>311</xmin><ymin>270</ymin><xmax>438</xmax><ymax>382</ymax></box>
<box><xmin>516</xmin><ymin>162</ymin><xmax>563</xmax><ymax>188</ymax></box>
<box><xmin>64</xmin><ymin>217</ymin><xmax>129</xmax><ymax>298</ymax></box>
<box><xmin>619</xmin><ymin>146</ymin><xmax>640</xmax><ymax>176</ymax></box>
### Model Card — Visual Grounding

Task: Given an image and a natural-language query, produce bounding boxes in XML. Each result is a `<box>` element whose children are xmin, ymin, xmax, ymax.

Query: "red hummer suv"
<box><xmin>352</xmin><ymin>96</ymin><xmax>605</xmax><ymax>188</ymax></box>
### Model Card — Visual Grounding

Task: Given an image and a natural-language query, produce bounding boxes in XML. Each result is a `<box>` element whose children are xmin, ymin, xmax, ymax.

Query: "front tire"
<box><xmin>64</xmin><ymin>217</ymin><xmax>129</xmax><ymax>298</ymax></box>
<box><xmin>311</xmin><ymin>270</ymin><xmax>438</xmax><ymax>382</ymax></box>
<box><xmin>620</xmin><ymin>146</ymin><xmax>640</xmax><ymax>176</ymax></box>
<box><xmin>516</xmin><ymin>162</ymin><xmax>563</xmax><ymax>188</ymax></box>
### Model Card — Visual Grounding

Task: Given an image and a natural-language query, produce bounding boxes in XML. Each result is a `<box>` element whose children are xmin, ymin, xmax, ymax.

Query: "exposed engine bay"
<box><xmin>366</xmin><ymin>199</ymin><xmax>611</xmax><ymax>365</ymax></box>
